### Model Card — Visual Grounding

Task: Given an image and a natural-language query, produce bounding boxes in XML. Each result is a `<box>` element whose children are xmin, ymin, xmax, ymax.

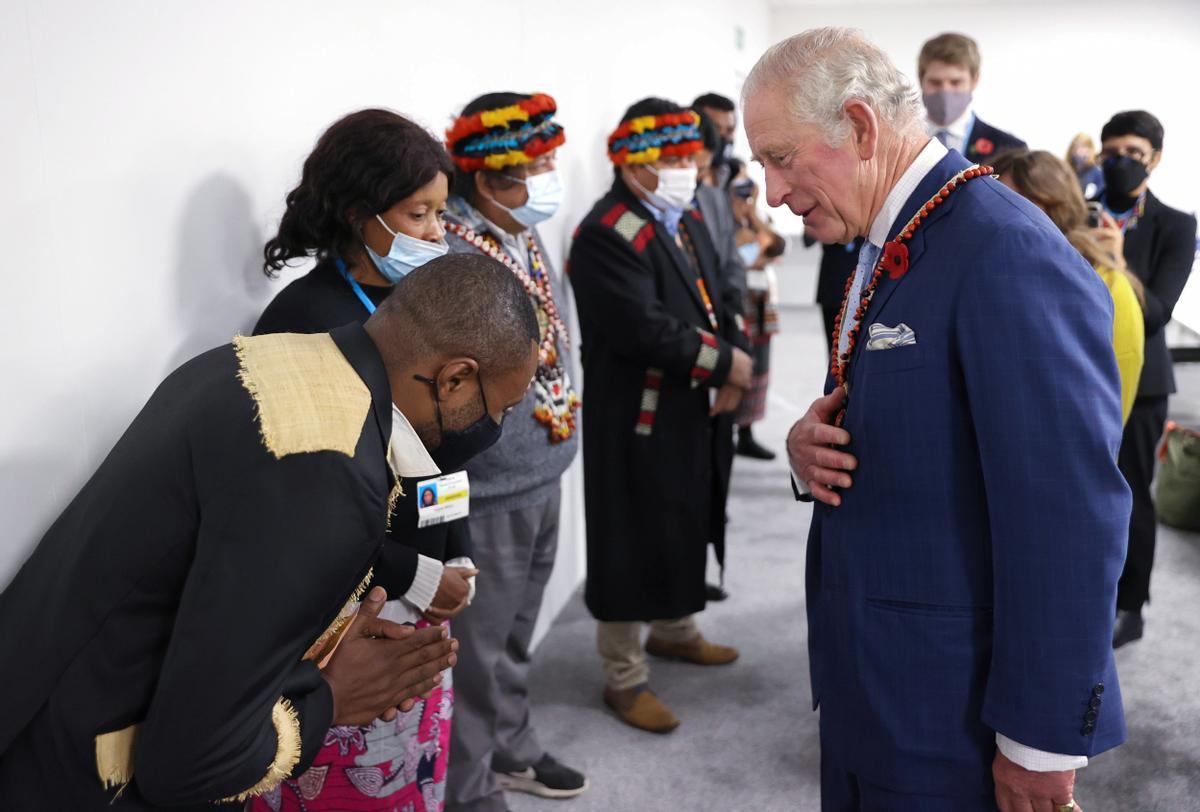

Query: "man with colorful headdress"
<box><xmin>440</xmin><ymin>93</ymin><xmax>587</xmax><ymax>811</ymax></box>
<box><xmin>568</xmin><ymin>97</ymin><xmax>754</xmax><ymax>734</ymax></box>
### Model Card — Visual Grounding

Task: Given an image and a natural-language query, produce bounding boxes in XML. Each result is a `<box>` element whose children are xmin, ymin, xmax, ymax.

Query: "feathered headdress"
<box><xmin>607</xmin><ymin>111</ymin><xmax>703</xmax><ymax>165</ymax></box>
<box><xmin>446</xmin><ymin>93</ymin><xmax>566</xmax><ymax>172</ymax></box>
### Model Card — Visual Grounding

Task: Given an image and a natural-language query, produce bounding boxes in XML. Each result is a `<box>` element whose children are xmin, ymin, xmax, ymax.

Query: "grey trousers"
<box><xmin>445</xmin><ymin>485</ymin><xmax>560</xmax><ymax>812</ymax></box>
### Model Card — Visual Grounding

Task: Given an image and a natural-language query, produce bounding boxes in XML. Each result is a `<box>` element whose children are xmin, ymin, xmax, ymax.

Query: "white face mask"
<box><xmin>367</xmin><ymin>214</ymin><xmax>449</xmax><ymax>284</ymax></box>
<box><xmin>645</xmin><ymin>165</ymin><xmax>698</xmax><ymax>211</ymax></box>
<box><xmin>497</xmin><ymin>169</ymin><xmax>564</xmax><ymax>228</ymax></box>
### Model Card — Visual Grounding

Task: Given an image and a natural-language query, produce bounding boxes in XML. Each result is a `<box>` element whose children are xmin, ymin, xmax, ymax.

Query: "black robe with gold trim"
<box><xmin>0</xmin><ymin>323</ymin><xmax>394</xmax><ymax>810</ymax></box>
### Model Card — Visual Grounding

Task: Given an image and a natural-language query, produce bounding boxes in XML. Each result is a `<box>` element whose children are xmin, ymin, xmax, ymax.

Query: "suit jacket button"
<box><xmin>1093</xmin><ymin>682</ymin><xmax>1105</xmax><ymax>695</ymax></box>
<box><xmin>1081</xmin><ymin>723</ymin><xmax>1095</xmax><ymax>735</ymax></box>
<box><xmin>1085</xmin><ymin>709</ymin><xmax>1099</xmax><ymax>722</ymax></box>
<box><xmin>1089</xmin><ymin>696</ymin><xmax>1102</xmax><ymax>709</ymax></box>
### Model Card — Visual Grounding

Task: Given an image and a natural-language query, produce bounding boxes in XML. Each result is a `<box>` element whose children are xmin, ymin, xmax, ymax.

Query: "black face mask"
<box><xmin>1101</xmin><ymin>155</ymin><xmax>1150</xmax><ymax>213</ymax></box>
<box><xmin>414</xmin><ymin>371</ymin><xmax>503</xmax><ymax>471</ymax></box>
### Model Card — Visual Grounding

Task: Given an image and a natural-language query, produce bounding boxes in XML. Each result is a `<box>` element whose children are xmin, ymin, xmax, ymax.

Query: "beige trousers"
<box><xmin>596</xmin><ymin>615</ymin><xmax>699</xmax><ymax>690</ymax></box>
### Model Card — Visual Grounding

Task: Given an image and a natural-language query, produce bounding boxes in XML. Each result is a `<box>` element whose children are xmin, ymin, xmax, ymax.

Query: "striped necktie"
<box><xmin>837</xmin><ymin>241</ymin><xmax>882</xmax><ymax>360</ymax></box>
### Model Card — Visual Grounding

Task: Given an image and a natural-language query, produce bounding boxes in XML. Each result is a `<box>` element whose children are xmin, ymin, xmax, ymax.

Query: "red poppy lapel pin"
<box><xmin>882</xmin><ymin>241</ymin><xmax>909</xmax><ymax>280</ymax></box>
<box><xmin>973</xmin><ymin>137</ymin><xmax>994</xmax><ymax>156</ymax></box>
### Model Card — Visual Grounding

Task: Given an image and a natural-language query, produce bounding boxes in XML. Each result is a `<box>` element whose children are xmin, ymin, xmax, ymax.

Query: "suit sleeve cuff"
<box><xmin>996</xmin><ymin>733</ymin><xmax>1088</xmax><ymax>772</ymax></box>
<box><xmin>404</xmin><ymin>555</ymin><xmax>444</xmax><ymax>612</ymax></box>
<box><xmin>445</xmin><ymin>556</ymin><xmax>477</xmax><ymax>605</ymax></box>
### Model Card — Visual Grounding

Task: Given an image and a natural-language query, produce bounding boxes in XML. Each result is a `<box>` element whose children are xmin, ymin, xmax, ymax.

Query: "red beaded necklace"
<box><xmin>830</xmin><ymin>164</ymin><xmax>995</xmax><ymax>422</ymax></box>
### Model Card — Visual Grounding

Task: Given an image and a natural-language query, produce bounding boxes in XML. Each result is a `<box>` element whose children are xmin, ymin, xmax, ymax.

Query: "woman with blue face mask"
<box><xmin>252</xmin><ymin>109</ymin><xmax>480</xmax><ymax>812</ymax></box>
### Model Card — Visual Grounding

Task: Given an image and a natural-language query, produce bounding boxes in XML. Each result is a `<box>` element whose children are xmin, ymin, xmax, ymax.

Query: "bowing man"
<box><xmin>0</xmin><ymin>255</ymin><xmax>539</xmax><ymax>811</ymax></box>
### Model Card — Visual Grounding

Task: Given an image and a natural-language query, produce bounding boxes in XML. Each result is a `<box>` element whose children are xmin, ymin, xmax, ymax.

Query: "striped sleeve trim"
<box><xmin>635</xmin><ymin>368</ymin><xmax>665</xmax><ymax>436</ymax></box>
<box><xmin>690</xmin><ymin>330</ymin><xmax>721</xmax><ymax>389</ymax></box>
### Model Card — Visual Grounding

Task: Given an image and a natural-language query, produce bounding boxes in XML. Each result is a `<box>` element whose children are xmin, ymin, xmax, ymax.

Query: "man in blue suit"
<box><xmin>744</xmin><ymin>28</ymin><xmax>1130</xmax><ymax>812</ymax></box>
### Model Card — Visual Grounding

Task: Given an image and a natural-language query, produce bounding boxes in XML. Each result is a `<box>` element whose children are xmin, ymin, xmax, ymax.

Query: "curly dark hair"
<box><xmin>263</xmin><ymin>109</ymin><xmax>455</xmax><ymax>277</ymax></box>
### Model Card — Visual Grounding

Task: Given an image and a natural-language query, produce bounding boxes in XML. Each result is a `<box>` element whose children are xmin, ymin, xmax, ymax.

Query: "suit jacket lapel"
<box><xmin>846</xmin><ymin>151</ymin><xmax>973</xmax><ymax>389</ymax></box>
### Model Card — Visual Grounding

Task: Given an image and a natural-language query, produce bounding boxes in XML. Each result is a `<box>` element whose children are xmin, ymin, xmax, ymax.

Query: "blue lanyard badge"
<box><xmin>335</xmin><ymin>256</ymin><xmax>377</xmax><ymax>314</ymax></box>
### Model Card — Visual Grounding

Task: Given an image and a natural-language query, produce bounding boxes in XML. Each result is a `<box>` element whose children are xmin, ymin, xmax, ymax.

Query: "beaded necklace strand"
<box><xmin>830</xmin><ymin>164</ymin><xmax>995</xmax><ymax>425</ymax></box>
<box><xmin>442</xmin><ymin>219</ymin><xmax>580</xmax><ymax>442</ymax></box>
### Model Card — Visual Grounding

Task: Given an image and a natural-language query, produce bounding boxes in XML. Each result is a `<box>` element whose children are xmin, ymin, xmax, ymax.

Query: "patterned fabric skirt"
<box><xmin>247</xmin><ymin>619</ymin><xmax>453</xmax><ymax>812</ymax></box>
<box><xmin>736</xmin><ymin>340</ymin><xmax>772</xmax><ymax>428</ymax></box>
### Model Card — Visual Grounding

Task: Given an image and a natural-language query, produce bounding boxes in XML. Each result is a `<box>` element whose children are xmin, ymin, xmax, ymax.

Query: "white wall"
<box><xmin>765</xmin><ymin>0</ymin><xmax>1200</xmax><ymax>309</ymax></box>
<box><xmin>0</xmin><ymin>0</ymin><xmax>772</xmax><ymax>644</ymax></box>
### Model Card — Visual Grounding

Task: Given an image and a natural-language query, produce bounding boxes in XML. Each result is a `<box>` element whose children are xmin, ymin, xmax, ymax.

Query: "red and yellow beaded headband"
<box><xmin>446</xmin><ymin>93</ymin><xmax>566</xmax><ymax>172</ymax></box>
<box><xmin>607</xmin><ymin>110</ymin><xmax>703</xmax><ymax>165</ymax></box>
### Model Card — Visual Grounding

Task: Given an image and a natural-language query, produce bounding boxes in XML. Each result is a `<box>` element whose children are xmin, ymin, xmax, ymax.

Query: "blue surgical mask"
<box><xmin>493</xmin><ymin>170</ymin><xmax>564</xmax><ymax>228</ymax></box>
<box><xmin>366</xmin><ymin>214</ymin><xmax>449</xmax><ymax>283</ymax></box>
<box><xmin>737</xmin><ymin>241</ymin><xmax>761</xmax><ymax>267</ymax></box>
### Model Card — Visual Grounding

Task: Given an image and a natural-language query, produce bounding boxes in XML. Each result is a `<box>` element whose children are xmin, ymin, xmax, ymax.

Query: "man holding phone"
<box><xmin>1091</xmin><ymin>110</ymin><xmax>1198</xmax><ymax>648</ymax></box>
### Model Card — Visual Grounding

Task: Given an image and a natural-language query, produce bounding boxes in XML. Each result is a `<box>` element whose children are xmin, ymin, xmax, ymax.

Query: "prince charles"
<box><xmin>744</xmin><ymin>29</ymin><xmax>1129</xmax><ymax>812</ymax></box>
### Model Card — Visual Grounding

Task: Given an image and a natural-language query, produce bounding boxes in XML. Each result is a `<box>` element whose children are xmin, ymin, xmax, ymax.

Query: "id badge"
<box><xmin>416</xmin><ymin>471</ymin><xmax>470</xmax><ymax>528</ymax></box>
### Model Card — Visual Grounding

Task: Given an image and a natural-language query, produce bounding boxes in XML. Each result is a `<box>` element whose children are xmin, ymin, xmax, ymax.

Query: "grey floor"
<box><xmin>512</xmin><ymin>305</ymin><xmax>1200</xmax><ymax>812</ymax></box>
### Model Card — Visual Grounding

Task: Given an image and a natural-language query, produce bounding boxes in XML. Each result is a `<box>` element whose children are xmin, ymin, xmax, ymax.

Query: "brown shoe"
<box><xmin>603</xmin><ymin>685</ymin><xmax>680</xmax><ymax>734</ymax></box>
<box><xmin>645</xmin><ymin>634</ymin><xmax>740</xmax><ymax>665</ymax></box>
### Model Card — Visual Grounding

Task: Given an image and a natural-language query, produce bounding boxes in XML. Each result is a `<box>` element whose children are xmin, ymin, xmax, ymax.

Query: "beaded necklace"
<box><xmin>830</xmin><ymin>164</ymin><xmax>995</xmax><ymax>426</ymax></box>
<box><xmin>442</xmin><ymin>220</ymin><xmax>580</xmax><ymax>442</ymax></box>
<box><xmin>677</xmin><ymin>225</ymin><xmax>720</xmax><ymax>332</ymax></box>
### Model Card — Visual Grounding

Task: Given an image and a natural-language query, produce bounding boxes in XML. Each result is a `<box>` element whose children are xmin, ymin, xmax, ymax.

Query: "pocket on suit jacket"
<box><xmin>866</xmin><ymin>597</ymin><xmax>992</xmax><ymax>617</ymax></box>
<box><xmin>862</xmin><ymin>342</ymin><xmax>925</xmax><ymax>374</ymax></box>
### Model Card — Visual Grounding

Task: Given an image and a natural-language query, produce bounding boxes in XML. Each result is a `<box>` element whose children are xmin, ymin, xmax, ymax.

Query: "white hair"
<box><xmin>743</xmin><ymin>27</ymin><xmax>923</xmax><ymax>146</ymax></box>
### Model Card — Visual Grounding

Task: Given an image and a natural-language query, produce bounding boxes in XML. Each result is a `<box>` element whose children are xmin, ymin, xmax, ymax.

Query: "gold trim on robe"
<box><xmin>233</xmin><ymin>333</ymin><xmax>371</xmax><ymax>459</ymax></box>
<box><xmin>218</xmin><ymin>697</ymin><xmax>302</xmax><ymax>803</ymax></box>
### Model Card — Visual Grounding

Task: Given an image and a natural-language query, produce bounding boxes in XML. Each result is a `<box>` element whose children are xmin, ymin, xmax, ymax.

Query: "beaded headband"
<box><xmin>445</xmin><ymin>93</ymin><xmax>566</xmax><ymax>172</ymax></box>
<box><xmin>607</xmin><ymin>110</ymin><xmax>703</xmax><ymax>165</ymax></box>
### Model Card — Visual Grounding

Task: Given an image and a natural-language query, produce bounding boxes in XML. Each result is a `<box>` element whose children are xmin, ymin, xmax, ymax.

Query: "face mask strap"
<box><xmin>413</xmin><ymin>373</ymin><xmax>445</xmax><ymax>437</ymax></box>
<box><xmin>376</xmin><ymin>213</ymin><xmax>399</xmax><ymax>238</ymax></box>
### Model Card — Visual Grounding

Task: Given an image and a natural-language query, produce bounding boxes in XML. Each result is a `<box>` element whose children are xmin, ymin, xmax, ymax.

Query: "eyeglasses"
<box><xmin>1099</xmin><ymin>145</ymin><xmax>1152</xmax><ymax>163</ymax></box>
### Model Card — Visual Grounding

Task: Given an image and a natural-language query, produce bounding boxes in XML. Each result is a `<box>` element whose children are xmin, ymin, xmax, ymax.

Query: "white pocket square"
<box><xmin>866</xmin><ymin>322</ymin><xmax>917</xmax><ymax>351</ymax></box>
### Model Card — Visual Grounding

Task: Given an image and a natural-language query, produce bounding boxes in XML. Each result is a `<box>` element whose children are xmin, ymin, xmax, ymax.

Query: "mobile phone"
<box><xmin>1086</xmin><ymin>201</ymin><xmax>1104</xmax><ymax>229</ymax></box>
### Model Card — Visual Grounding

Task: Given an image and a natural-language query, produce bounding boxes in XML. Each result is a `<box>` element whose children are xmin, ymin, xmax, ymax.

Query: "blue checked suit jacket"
<box><xmin>806</xmin><ymin>150</ymin><xmax>1130</xmax><ymax>796</ymax></box>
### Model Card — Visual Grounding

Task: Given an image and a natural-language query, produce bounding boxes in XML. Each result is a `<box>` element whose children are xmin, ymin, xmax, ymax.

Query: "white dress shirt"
<box><xmin>789</xmin><ymin>136</ymin><xmax>1086</xmax><ymax>773</ymax></box>
<box><xmin>388</xmin><ymin>405</ymin><xmax>476</xmax><ymax>613</ymax></box>
<box><xmin>926</xmin><ymin>107</ymin><xmax>974</xmax><ymax>154</ymax></box>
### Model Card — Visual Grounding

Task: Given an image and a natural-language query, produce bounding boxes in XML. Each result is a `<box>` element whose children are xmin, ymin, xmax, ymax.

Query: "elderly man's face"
<box><xmin>744</xmin><ymin>88</ymin><xmax>869</xmax><ymax>244</ymax></box>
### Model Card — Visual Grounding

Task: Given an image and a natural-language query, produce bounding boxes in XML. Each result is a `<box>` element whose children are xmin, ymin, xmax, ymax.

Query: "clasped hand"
<box><xmin>321</xmin><ymin>586</ymin><xmax>458</xmax><ymax>726</ymax></box>
<box><xmin>786</xmin><ymin>387</ymin><xmax>858</xmax><ymax>506</ymax></box>
<box><xmin>711</xmin><ymin>348</ymin><xmax>754</xmax><ymax>416</ymax></box>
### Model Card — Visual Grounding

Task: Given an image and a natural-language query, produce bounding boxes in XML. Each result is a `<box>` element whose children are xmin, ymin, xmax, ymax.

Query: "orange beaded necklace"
<box><xmin>830</xmin><ymin>164</ymin><xmax>995</xmax><ymax>425</ymax></box>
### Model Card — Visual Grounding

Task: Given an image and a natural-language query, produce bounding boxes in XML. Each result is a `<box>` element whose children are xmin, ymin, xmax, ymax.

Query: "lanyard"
<box><xmin>335</xmin><ymin>256</ymin><xmax>377</xmax><ymax>314</ymax></box>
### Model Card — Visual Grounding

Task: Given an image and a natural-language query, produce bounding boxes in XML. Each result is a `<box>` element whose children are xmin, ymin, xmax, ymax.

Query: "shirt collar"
<box><xmin>388</xmin><ymin>404</ymin><xmax>440</xmax><ymax>479</ymax></box>
<box><xmin>868</xmin><ymin>137</ymin><xmax>949</xmax><ymax>247</ymax></box>
<box><xmin>447</xmin><ymin>194</ymin><xmax>529</xmax><ymax>262</ymax></box>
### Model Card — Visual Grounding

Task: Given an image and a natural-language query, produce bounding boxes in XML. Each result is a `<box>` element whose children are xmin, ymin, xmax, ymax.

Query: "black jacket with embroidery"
<box><xmin>0</xmin><ymin>324</ymin><xmax>391</xmax><ymax>810</ymax></box>
<box><xmin>568</xmin><ymin>178</ymin><xmax>749</xmax><ymax>622</ymax></box>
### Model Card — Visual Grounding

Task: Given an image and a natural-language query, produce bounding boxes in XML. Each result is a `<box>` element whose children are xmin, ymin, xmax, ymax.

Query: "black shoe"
<box><xmin>1113</xmin><ymin>609</ymin><xmax>1144</xmax><ymax>649</ymax></box>
<box><xmin>706</xmin><ymin>582</ymin><xmax>730</xmax><ymax>601</ymax></box>
<box><xmin>736</xmin><ymin>428</ymin><xmax>776</xmax><ymax>460</ymax></box>
<box><xmin>496</xmin><ymin>753</ymin><xmax>589</xmax><ymax>799</ymax></box>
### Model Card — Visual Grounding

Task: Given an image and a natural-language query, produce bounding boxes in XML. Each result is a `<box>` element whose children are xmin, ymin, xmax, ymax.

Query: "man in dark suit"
<box><xmin>0</xmin><ymin>256</ymin><xmax>539</xmax><ymax>811</ymax></box>
<box><xmin>1092</xmin><ymin>110</ymin><xmax>1198</xmax><ymax>648</ymax></box>
<box><xmin>918</xmin><ymin>33</ymin><xmax>1025</xmax><ymax>163</ymax></box>
<box><xmin>746</xmin><ymin>28</ymin><xmax>1128</xmax><ymax>811</ymax></box>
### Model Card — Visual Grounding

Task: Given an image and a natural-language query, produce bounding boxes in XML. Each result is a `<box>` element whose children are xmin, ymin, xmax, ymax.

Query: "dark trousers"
<box><xmin>1116</xmin><ymin>395</ymin><xmax>1170</xmax><ymax>611</ymax></box>
<box><xmin>821</xmin><ymin>750</ymin><xmax>996</xmax><ymax>811</ymax></box>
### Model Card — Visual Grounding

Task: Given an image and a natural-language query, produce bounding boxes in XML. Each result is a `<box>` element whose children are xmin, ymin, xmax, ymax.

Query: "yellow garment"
<box><xmin>1096</xmin><ymin>265</ymin><xmax>1145</xmax><ymax>424</ymax></box>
